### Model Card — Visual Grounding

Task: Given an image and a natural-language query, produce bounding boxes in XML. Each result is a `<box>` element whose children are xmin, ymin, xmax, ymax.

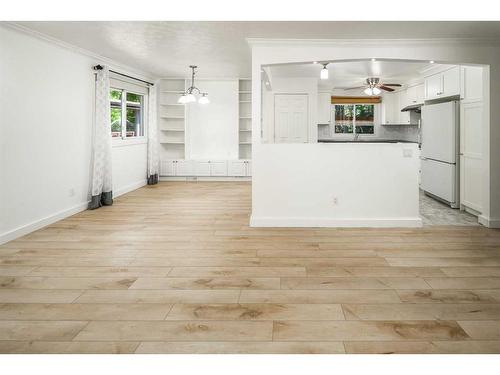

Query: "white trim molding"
<box><xmin>250</xmin><ymin>215</ymin><xmax>423</xmax><ymax>228</ymax></box>
<box><xmin>0</xmin><ymin>202</ymin><xmax>89</xmax><ymax>245</ymax></box>
<box><xmin>478</xmin><ymin>215</ymin><xmax>500</xmax><ymax>229</ymax></box>
<box><xmin>113</xmin><ymin>179</ymin><xmax>148</xmax><ymax>198</ymax></box>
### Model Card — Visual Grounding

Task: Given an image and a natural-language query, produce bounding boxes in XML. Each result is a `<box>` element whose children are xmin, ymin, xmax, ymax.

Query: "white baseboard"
<box><xmin>160</xmin><ymin>176</ymin><xmax>251</xmax><ymax>182</ymax></box>
<box><xmin>0</xmin><ymin>201</ymin><xmax>89</xmax><ymax>245</ymax></box>
<box><xmin>114</xmin><ymin>179</ymin><xmax>147</xmax><ymax>198</ymax></box>
<box><xmin>478</xmin><ymin>215</ymin><xmax>500</xmax><ymax>228</ymax></box>
<box><xmin>0</xmin><ymin>180</ymin><xmax>148</xmax><ymax>245</ymax></box>
<box><xmin>250</xmin><ymin>215</ymin><xmax>423</xmax><ymax>228</ymax></box>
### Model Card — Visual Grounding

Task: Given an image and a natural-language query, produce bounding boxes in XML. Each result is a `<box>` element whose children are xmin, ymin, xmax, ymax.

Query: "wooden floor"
<box><xmin>1</xmin><ymin>182</ymin><xmax>500</xmax><ymax>354</ymax></box>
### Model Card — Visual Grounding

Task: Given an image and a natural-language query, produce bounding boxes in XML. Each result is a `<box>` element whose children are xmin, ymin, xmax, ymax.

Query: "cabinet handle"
<box><xmin>436</xmin><ymin>92</ymin><xmax>442</xmax><ymax>96</ymax></box>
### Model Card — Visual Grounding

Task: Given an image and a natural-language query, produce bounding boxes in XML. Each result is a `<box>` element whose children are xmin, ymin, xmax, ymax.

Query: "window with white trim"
<box><xmin>334</xmin><ymin>104</ymin><xmax>375</xmax><ymax>135</ymax></box>
<box><xmin>109</xmin><ymin>77</ymin><xmax>148</xmax><ymax>140</ymax></box>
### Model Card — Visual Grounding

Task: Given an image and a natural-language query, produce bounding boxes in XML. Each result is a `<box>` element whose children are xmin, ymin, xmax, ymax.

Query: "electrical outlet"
<box><xmin>333</xmin><ymin>196</ymin><xmax>338</xmax><ymax>205</ymax></box>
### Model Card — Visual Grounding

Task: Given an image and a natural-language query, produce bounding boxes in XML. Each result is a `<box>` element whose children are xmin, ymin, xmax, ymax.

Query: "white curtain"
<box><xmin>147</xmin><ymin>82</ymin><xmax>160</xmax><ymax>184</ymax></box>
<box><xmin>89</xmin><ymin>66</ymin><xmax>113</xmax><ymax>209</ymax></box>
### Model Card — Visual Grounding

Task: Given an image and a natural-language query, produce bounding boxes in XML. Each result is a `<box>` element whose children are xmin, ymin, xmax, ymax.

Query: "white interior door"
<box><xmin>274</xmin><ymin>94</ymin><xmax>308</xmax><ymax>143</ymax></box>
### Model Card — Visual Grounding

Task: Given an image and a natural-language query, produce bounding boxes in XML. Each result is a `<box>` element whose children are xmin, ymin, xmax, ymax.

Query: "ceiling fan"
<box><xmin>341</xmin><ymin>77</ymin><xmax>402</xmax><ymax>96</ymax></box>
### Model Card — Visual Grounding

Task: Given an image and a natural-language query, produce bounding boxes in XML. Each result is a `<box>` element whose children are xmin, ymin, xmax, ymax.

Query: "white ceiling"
<box><xmin>267</xmin><ymin>60</ymin><xmax>441</xmax><ymax>91</ymax></box>
<box><xmin>14</xmin><ymin>21</ymin><xmax>500</xmax><ymax>78</ymax></box>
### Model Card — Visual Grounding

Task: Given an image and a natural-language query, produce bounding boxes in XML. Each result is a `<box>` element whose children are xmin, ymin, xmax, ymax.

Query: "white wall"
<box><xmin>187</xmin><ymin>80</ymin><xmax>239</xmax><ymax>160</ymax></box>
<box><xmin>0</xmin><ymin>25</ymin><xmax>151</xmax><ymax>244</ymax></box>
<box><xmin>251</xmin><ymin>143</ymin><xmax>420</xmax><ymax>227</ymax></box>
<box><xmin>250</xmin><ymin>39</ymin><xmax>499</xmax><ymax>227</ymax></box>
<box><xmin>262</xmin><ymin>77</ymin><xmax>318</xmax><ymax>143</ymax></box>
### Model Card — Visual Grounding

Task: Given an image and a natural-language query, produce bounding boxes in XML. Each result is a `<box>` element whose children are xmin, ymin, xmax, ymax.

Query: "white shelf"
<box><xmin>161</xmin><ymin>141</ymin><xmax>185</xmax><ymax>145</ymax></box>
<box><xmin>239</xmin><ymin>100</ymin><xmax>251</xmax><ymax>103</ymax></box>
<box><xmin>160</xmin><ymin>103</ymin><xmax>184</xmax><ymax>106</ymax></box>
<box><xmin>239</xmin><ymin>116</ymin><xmax>252</xmax><ymax>119</ymax></box>
<box><xmin>239</xmin><ymin>142</ymin><xmax>252</xmax><ymax>145</ymax></box>
<box><xmin>161</xmin><ymin>129</ymin><xmax>185</xmax><ymax>132</ymax></box>
<box><xmin>239</xmin><ymin>129</ymin><xmax>252</xmax><ymax>132</ymax></box>
<box><xmin>161</xmin><ymin>116</ymin><xmax>185</xmax><ymax>119</ymax></box>
<box><xmin>238</xmin><ymin>91</ymin><xmax>251</xmax><ymax>94</ymax></box>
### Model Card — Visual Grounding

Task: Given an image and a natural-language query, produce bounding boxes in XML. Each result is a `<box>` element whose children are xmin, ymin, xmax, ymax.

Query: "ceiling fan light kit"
<box><xmin>344</xmin><ymin>77</ymin><xmax>402</xmax><ymax>96</ymax></box>
<box><xmin>178</xmin><ymin>65</ymin><xmax>209</xmax><ymax>104</ymax></box>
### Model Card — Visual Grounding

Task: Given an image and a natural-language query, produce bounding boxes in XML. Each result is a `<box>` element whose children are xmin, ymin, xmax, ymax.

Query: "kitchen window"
<box><xmin>334</xmin><ymin>104</ymin><xmax>375</xmax><ymax>135</ymax></box>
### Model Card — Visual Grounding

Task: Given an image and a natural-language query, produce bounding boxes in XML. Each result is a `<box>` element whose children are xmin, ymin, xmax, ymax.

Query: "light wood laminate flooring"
<box><xmin>1</xmin><ymin>182</ymin><xmax>500</xmax><ymax>354</ymax></box>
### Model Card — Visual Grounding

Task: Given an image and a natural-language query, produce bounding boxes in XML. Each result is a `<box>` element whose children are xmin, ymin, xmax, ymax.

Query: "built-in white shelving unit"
<box><xmin>158</xmin><ymin>78</ymin><xmax>252</xmax><ymax>177</ymax></box>
<box><xmin>159</xmin><ymin>79</ymin><xmax>186</xmax><ymax>159</ymax></box>
<box><xmin>238</xmin><ymin>79</ymin><xmax>252</xmax><ymax>159</ymax></box>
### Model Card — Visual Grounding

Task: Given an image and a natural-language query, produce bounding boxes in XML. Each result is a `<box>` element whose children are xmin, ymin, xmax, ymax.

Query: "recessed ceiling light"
<box><xmin>320</xmin><ymin>64</ymin><xmax>329</xmax><ymax>80</ymax></box>
<box><xmin>430</xmin><ymin>60</ymin><xmax>435</xmax><ymax>64</ymax></box>
<box><xmin>313</xmin><ymin>61</ymin><xmax>318</xmax><ymax>64</ymax></box>
<box><xmin>265</xmin><ymin>81</ymin><xmax>270</xmax><ymax>85</ymax></box>
<box><xmin>371</xmin><ymin>58</ymin><xmax>376</xmax><ymax>62</ymax></box>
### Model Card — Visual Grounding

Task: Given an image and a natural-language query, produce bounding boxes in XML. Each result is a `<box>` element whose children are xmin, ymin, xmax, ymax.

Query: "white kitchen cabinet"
<box><xmin>424</xmin><ymin>66</ymin><xmax>460</xmax><ymax>101</ymax></box>
<box><xmin>460</xmin><ymin>66</ymin><xmax>483</xmax><ymax>102</ymax></box>
<box><xmin>406</xmin><ymin>83</ymin><xmax>424</xmax><ymax>105</ymax></box>
<box><xmin>160</xmin><ymin>160</ymin><xmax>176</xmax><ymax>176</ymax></box>
<box><xmin>382</xmin><ymin>92</ymin><xmax>398</xmax><ymax>124</ymax></box>
<box><xmin>317</xmin><ymin>92</ymin><xmax>332</xmax><ymax>124</ymax></box>
<box><xmin>396</xmin><ymin>91</ymin><xmax>411</xmax><ymax>124</ymax></box>
<box><xmin>228</xmin><ymin>160</ymin><xmax>251</xmax><ymax>176</ymax></box>
<box><xmin>460</xmin><ymin>101</ymin><xmax>483</xmax><ymax>213</ymax></box>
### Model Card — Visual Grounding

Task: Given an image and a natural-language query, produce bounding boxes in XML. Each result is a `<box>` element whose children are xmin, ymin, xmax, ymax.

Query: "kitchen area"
<box><xmin>261</xmin><ymin>60</ymin><xmax>485</xmax><ymax>226</ymax></box>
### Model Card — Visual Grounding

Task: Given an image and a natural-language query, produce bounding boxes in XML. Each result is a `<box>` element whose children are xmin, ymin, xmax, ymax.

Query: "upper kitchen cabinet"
<box><xmin>317</xmin><ymin>92</ymin><xmax>332</xmax><ymax>124</ymax></box>
<box><xmin>406</xmin><ymin>83</ymin><xmax>424</xmax><ymax>105</ymax></box>
<box><xmin>460</xmin><ymin>65</ymin><xmax>483</xmax><ymax>102</ymax></box>
<box><xmin>424</xmin><ymin>66</ymin><xmax>460</xmax><ymax>101</ymax></box>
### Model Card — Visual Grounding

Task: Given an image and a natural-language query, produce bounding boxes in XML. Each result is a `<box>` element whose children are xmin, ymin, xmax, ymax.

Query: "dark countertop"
<box><xmin>318</xmin><ymin>139</ymin><xmax>419</xmax><ymax>144</ymax></box>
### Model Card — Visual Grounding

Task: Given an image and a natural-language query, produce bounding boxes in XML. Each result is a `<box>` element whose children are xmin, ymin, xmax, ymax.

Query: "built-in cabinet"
<box><xmin>424</xmin><ymin>66</ymin><xmax>460</xmax><ymax>101</ymax></box>
<box><xmin>383</xmin><ymin>84</ymin><xmax>423</xmax><ymax>125</ymax></box>
<box><xmin>158</xmin><ymin>78</ymin><xmax>252</xmax><ymax>178</ymax></box>
<box><xmin>160</xmin><ymin>159</ymin><xmax>251</xmax><ymax>177</ymax></box>
<box><xmin>317</xmin><ymin>92</ymin><xmax>331</xmax><ymax>124</ymax></box>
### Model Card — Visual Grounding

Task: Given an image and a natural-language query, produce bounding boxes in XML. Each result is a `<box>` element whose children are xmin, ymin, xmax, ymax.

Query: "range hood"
<box><xmin>401</xmin><ymin>103</ymin><xmax>423</xmax><ymax>113</ymax></box>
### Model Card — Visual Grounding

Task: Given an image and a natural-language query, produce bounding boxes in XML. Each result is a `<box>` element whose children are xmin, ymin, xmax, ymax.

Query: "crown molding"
<box><xmin>247</xmin><ymin>37</ymin><xmax>500</xmax><ymax>47</ymax></box>
<box><xmin>2</xmin><ymin>22</ymin><xmax>157</xmax><ymax>82</ymax></box>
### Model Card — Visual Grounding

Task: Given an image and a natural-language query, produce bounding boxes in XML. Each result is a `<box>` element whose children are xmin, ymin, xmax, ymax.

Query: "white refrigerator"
<box><xmin>421</xmin><ymin>101</ymin><xmax>460</xmax><ymax>208</ymax></box>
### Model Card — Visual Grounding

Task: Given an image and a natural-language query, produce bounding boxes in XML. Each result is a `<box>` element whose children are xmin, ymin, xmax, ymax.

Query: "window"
<box><xmin>109</xmin><ymin>88</ymin><xmax>145</xmax><ymax>139</ymax></box>
<box><xmin>334</xmin><ymin>104</ymin><xmax>375</xmax><ymax>135</ymax></box>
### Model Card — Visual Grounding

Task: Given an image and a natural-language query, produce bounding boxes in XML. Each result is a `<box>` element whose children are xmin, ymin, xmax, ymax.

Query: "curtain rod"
<box><xmin>93</xmin><ymin>65</ymin><xmax>154</xmax><ymax>86</ymax></box>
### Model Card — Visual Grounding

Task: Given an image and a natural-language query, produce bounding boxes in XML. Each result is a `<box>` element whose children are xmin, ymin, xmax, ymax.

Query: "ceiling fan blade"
<box><xmin>379</xmin><ymin>85</ymin><xmax>395</xmax><ymax>92</ymax></box>
<box><xmin>381</xmin><ymin>83</ymin><xmax>402</xmax><ymax>87</ymax></box>
<box><xmin>339</xmin><ymin>86</ymin><xmax>365</xmax><ymax>90</ymax></box>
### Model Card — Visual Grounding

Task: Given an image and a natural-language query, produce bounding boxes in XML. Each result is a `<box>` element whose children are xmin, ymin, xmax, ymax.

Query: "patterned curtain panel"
<box><xmin>147</xmin><ymin>83</ymin><xmax>160</xmax><ymax>185</ymax></box>
<box><xmin>88</xmin><ymin>67</ymin><xmax>113</xmax><ymax>209</ymax></box>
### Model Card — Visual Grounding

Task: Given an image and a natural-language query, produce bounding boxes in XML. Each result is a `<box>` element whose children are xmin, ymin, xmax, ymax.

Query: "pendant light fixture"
<box><xmin>320</xmin><ymin>63</ymin><xmax>329</xmax><ymax>80</ymax></box>
<box><xmin>178</xmin><ymin>65</ymin><xmax>209</xmax><ymax>104</ymax></box>
<box><xmin>364</xmin><ymin>87</ymin><xmax>381</xmax><ymax>96</ymax></box>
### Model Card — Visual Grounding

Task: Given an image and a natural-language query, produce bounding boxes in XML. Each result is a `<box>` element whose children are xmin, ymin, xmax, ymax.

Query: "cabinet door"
<box><xmin>383</xmin><ymin>93</ymin><xmax>396</xmax><ymax>124</ymax></box>
<box><xmin>210</xmin><ymin>161</ymin><xmax>228</xmax><ymax>176</ymax></box>
<box><xmin>406</xmin><ymin>86</ymin><xmax>417</xmax><ymax>105</ymax></box>
<box><xmin>245</xmin><ymin>161</ymin><xmax>252</xmax><ymax>176</ymax></box>
<box><xmin>160</xmin><ymin>160</ymin><xmax>176</xmax><ymax>176</ymax></box>
<box><xmin>415</xmin><ymin>83</ymin><xmax>425</xmax><ymax>104</ymax></box>
<box><xmin>228</xmin><ymin>160</ymin><xmax>246</xmax><ymax>176</ymax></box>
<box><xmin>194</xmin><ymin>161</ymin><xmax>211</xmax><ymax>176</ymax></box>
<box><xmin>460</xmin><ymin>66</ymin><xmax>483</xmax><ymax>102</ymax></box>
<box><xmin>317</xmin><ymin>93</ymin><xmax>331</xmax><ymax>124</ymax></box>
<box><xmin>460</xmin><ymin>101</ymin><xmax>483</xmax><ymax>212</ymax></box>
<box><xmin>442</xmin><ymin>66</ymin><xmax>460</xmax><ymax>98</ymax></box>
<box><xmin>175</xmin><ymin>160</ymin><xmax>193</xmax><ymax>176</ymax></box>
<box><xmin>424</xmin><ymin>73</ymin><xmax>442</xmax><ymax>100</ymax></box>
